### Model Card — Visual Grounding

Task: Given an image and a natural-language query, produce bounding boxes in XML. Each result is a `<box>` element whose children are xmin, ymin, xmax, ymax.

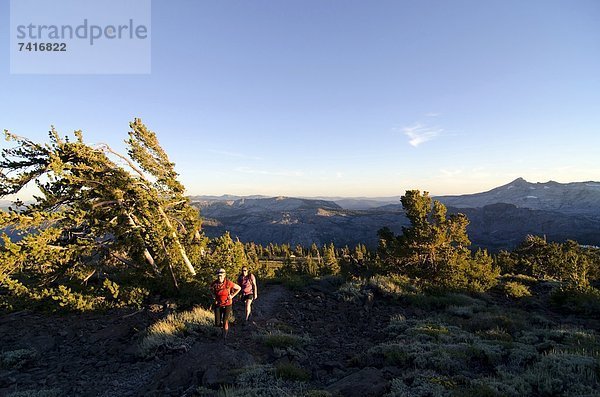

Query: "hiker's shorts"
<box><xmin>214</xmin><ymin>304</ymin><xmax>232</xmax><ymax>326</ymax></box>
<box><xmin>241</xmin><ymin>294</ymin><xmax>254</xmax><ymax>301</ymax></box>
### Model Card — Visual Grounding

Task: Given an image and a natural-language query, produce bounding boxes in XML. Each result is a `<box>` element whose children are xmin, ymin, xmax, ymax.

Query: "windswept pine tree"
<box><xmin>0</xmin><ymin>119</ymin><xmax>206</xmax><ymax>308</ymax></box>
<box><xmin>378</xmin><ymin>190</ymin><xmax>498</xmax><ymax>291</ymax></box>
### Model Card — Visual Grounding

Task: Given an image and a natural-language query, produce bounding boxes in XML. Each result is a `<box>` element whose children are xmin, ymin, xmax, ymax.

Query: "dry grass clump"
<box><xmin>502</xmin><ymin>273</ymin><xmax>538</xmax><ymax>285</ymax></box>
<box><xmin>138</xmin><ymin>306</ymin><xmax>217</xmax><ymax>357</ymax></box>
<box><xmin>477</xmin><ymin>327</ymin><xmax>513</xmax><ymax>342</ymax></box>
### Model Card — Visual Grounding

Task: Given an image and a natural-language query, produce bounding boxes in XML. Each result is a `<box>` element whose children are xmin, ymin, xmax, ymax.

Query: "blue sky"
<box><xmin>1</xmin><ymin>0</ymin><xmax>599</xmax><ymax>198</ymax></box>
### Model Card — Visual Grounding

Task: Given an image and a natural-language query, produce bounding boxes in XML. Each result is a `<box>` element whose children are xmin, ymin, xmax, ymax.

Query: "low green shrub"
<box><xmin>522</xmin><ymin>351</ymin><xmax>600</xmax><ymax>395</ymax></box>
<box><xmin>259</xmin><ymin>331</ymin><xmax>311</xmax><ymax>349</ymax></box>
<box><xmin>336</xmin><ymin>279</ymin><xmax>367</xmax><ymax>302</ymax></box>
<box><xmin>275</xmin><ymin>362</ymin><xmax>311</xmax><ymax>381</ymax></box>
<box><xmin>551</xmin><ymin>284</ymin><xmax>600</xmax><ymax>315</ymax></box>
<box><xmin>0</xmin><ymin>274</ymin><xmax>150</xmax><ymax>313</ymax></box>
<box><xmin>0</xmin><ymin>348</ymin><xmax>38</xmax><ymax>369</ymax></box>
<box><xmin>6</xmin><ymin>389</ymin><xmax>62</xmax><ymax>397</ymax></box>
<box><xmin>464</xmin><ymin>311</ymin><xmax>526</xmax><ymax>335</ymax></box>
<box><xmin>446</xmin><ymin>305</ymin><xmax>476</xmax><ymax>318</ymax></box>
<box><xmin>503</xmin><ymin>282</ymin><xmax>531</xmax><ymax>298</ymax></box>
<box><xmin>368</xmin><ymin>274</ymin><xmax>418</xmax><ymax>299</ymax></box>
<box><xmin>407</xmin><ymin>293</ymin><xmax>484</xmax><ymax>311</ymax></box>
<box><xmin>197</xmin><ymin>364</ymin><xmax>313</xmax><ymax>397</ymax></box>
<box><xmin>477</xmin><ymin>327</ymin><xmax>512</xmax><ymax>342</ymax></box>
<box><xmin>384</xmin><ymin>371</ymin><xmax>453</xmax><ymax>397</ymax></box>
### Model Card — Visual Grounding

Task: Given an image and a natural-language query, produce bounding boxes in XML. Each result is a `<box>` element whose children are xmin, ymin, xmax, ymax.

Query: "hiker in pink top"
<box><xmin>237</xmin><ymin>266</ymin><xmax>258</xmax><ymax>325</ymax></box>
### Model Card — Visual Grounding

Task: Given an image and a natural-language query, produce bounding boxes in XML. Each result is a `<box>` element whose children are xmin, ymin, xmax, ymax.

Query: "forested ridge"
<box><xmin>1</xmin><ymin>121</ymin><xmax>599</xmax><ymax>396</ymax></box>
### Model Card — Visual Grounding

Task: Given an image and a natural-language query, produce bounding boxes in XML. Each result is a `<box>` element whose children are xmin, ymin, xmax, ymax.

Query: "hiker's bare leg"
<box><xmin>223</xmin><ymin>320</ymin><xmax>229</xmax><ymax>339</ymax></box>
<box><xmin>222</xmin><ymin>305</ymin><xmax>232</xmax><ymax>339</ymax></box>
<box><xmin>245</xmin><ymin>298</ymin><xmax>253</xmax><ymax>321</ymax></box>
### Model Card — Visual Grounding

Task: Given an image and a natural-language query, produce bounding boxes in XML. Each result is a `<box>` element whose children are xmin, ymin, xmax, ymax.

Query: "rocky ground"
<box><xmin>2</xmin><ymin>278</ymin><xmax>598</xmax><ymax>397</ymax></box>
<box><xmin>0</xmin><ymin>279</ymin><xmax>397</xmax><ymax>396</ymax></box>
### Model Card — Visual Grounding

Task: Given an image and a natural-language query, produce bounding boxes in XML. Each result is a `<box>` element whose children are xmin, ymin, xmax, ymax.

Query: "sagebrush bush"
<box><xmin>477</xmin><ymin>327</ymin><xmax>513</xmax><ymax>342</ymax></box>
<box><xmin>465</xmin><ymin>310</ymin><xmax>526</xmax><ymax>335</ymax></box>
<box><xmin>336</xmin><ymin>279</ymin><xmax>367</xmax><ymax>302</ymax></box>
<box><xmin>446</xmin><ymin>304</ymin><xmax>475</xmax><ymax>318</ymax></box>
<box><xmin>0</xmin><ymin>348</ymin><xmax>38</xmax><ymax>369</ymax></box>
<box><xmin>406</xmin><ymin>292</ymin><xmax>484</xmax><ymax>311</ymax></box>
<box><xmin>196</xmin><ymin>364</ymin><xmax>313</xmax><ymax>397</ymax></box>
<box><xmin>522</xmin><ymin>351</ymin><xmax>600</xmax><ymax>395</ymax></box>
<box><xmin>275</xmin><ymin>362</ymin><xmax>311</xmax><ymax>381</ymax></box>
<box><xmin>467</xmin><ymin>374</ymin><xmax>531</xmax><ymax>397</ymax></box>
<box><xmin>384</xmin><ymin>371</ymin><xmax>452</xmax><ymax>397</ymax></box>
<box><xmin>5</xmin><ymin>389</ymin><xmax>62</xmax><ymax>397</ymax></box>
<box><xmin>258</xmin><ymin>331</ymin><xmax>311</xmax><ymax>349</ymax></box>
<box><xmin>368</xmin><ymin>274</ymin><xmax>417</xmax><ymax>298</ymax></box>
<box><xmin>550</xmin><ymin>284</ymin><xmax>600</xmax><ymax>315</ymax></box>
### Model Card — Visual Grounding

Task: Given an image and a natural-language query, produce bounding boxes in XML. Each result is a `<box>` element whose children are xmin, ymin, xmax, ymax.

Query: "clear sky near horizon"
<box><xmin>1</xmin><ymin>0</ymin><xmax>599</xmax><ymax>199</ymax></box>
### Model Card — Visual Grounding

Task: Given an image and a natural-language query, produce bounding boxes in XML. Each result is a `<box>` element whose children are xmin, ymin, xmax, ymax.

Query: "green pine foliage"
<box><xmin>378</xmin><ymin>190</ymin><xmax>499</xmax><ymax>292</ymax></box>
<box><xmin>0</xmin><ymin>120</ymin><xmax>208</xmax><ymax>311</ymax></box>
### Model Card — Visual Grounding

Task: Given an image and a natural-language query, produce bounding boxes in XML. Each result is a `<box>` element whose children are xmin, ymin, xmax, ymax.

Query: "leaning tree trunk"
<box><xmin>158</xmin><ymin>206</ymin><xmax>196</xmax><ymax>275</ymax></box>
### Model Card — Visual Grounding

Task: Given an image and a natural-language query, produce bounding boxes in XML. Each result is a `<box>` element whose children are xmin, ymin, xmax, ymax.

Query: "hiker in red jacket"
<box><xmin>210</xmin><ymin>268</ymin><xmax>241</xmax><ymax>340</ymax></box>
<box><xmin>237</xmin><ymin>266</ymin><xmax>258</xmax><ymax>325</ymax></box>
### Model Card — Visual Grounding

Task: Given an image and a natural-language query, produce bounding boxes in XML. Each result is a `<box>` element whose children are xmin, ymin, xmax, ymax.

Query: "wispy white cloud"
<box><xmin>425</xmin><ymin>112</ymin><xmax>440</xmax><ymax>117</ymax></box>
<box><xmin>209</xmin><ymin>149</ymin><xmax>263</xmax><ymax>161</ymax></box>
<box><xmin>440</xmin><ymin>168</ymin><xmax>462</xmax><ymax>177</ymax></box>
<box><xmin>234</xmin><ymin>166</ymin><xmax>304</xmax><ymax>177</ymax></box>
<box><xmin>401</xmin><ymin>123</ymin><xmax>443</xmax><ymax>147</ymax></box>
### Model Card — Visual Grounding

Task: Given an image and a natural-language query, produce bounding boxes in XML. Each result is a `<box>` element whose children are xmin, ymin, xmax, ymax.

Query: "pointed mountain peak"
<box><xmin>511</xmin><ymin>177</ymin><xmax>528</xmax><ymax>184</ymax></box>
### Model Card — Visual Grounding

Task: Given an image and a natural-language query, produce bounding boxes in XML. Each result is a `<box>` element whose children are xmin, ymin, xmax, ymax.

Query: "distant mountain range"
<box><xmin>4</xmin><ymin>179</ymin><xmax>599</xmax><ymax>250</ymax></box>
<box><xmin>191</xmin><ymin>178</ymin><xmax>600</xmax><ymax>250</ymax></box>
<box><xmin>437</xmin><ymin>177</ymin><xmax>600</xmax><ymax>218</ymax></box>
